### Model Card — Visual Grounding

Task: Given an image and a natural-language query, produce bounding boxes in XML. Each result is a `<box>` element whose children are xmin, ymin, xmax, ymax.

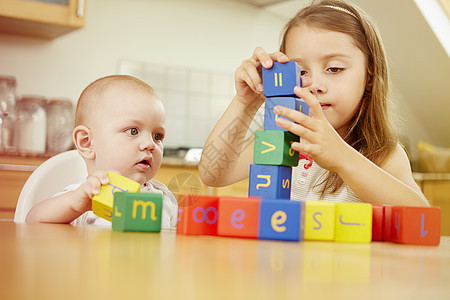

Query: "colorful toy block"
<box><xmin>92</xmin><ymin>171</ymin><xmax>141</xmax><ymax>221</ymax></box>
<box><xmin>304</xmin><ymin>201</ymin><xmax>335</xmax><ymax>241</ymax></box>
<box><xmin>248</xmin><ymin>164</ymin><xmax>292</xmax><ymax>199</ymax></box>
<box><xmin>390</xmin><ymin>206</ymin><xmax>441</xmax><ymax>246</ymax></box>
<box><xmin>253</xmin><ymin>130</ymin><xmax>299</xmax><ymax>166</ymax></box>
<box><xmin>334</xmin><ymin>203</ymin><xmax>372</xmax><ymax>243</ymax></box>
<box><xmin>372</xmin><ymin>205</ymin><xmax>384</xmax><ymax>241</ymax></box>
<box><xmin>177</xmin><ymin>195</ymin><xmax>219</xmax><ymax>236</ymax></box>
<box><xmin>259</xmin><ymin>199</ymin><xmax>305</xmax><ymax>241</ymax></box>
<box><xmin>217</xmin><ymin>196</ymin><xmax>261</xmax><ymax>238</ymax></box>
<box><xmin>264</xmin><ymin>97</ymin><xmax>309</xmax><ymax>131</ymax></box>
<box><xmin>383</xmin><ymin>205</ymin><xmax>393</xmax><ymax>241</ymax></box>
<box><xmin>112</xmin><ymin>192</ymin><xmax>162</xmax><ymax>232</ymax></box>
<box><xmin>262</xmin><ymin>61</ymin><xmax>301</xmax><ymax>97</ymax></box>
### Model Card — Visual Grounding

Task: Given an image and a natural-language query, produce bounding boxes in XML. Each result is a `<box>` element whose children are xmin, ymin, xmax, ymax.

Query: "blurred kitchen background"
<box><xmin>0</xmin><ymin>0</ymin><xmax>449</xmax><ymax>223</ymax></box>
<box><xmin>0</xmin><ymin>0</ymin><xmax>448</xmax><ymax>162</ymax></box>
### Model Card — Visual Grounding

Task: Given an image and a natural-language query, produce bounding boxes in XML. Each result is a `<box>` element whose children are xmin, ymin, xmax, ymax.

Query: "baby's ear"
<box><xmin>73</xmin><ymin>125</ymin><xmax>95</xmax><ymax>160</ymax></box>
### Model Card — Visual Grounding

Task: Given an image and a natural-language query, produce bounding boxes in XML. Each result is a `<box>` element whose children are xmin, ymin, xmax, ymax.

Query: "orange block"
<box><xmin>217</xmin><ymin>196</ymin><xmax>261</xmax><ymax>239</ymax></box>
<box><xmin>390</xmin><ymin>206</ymin><xmax>441</xmax><ymax>246</ymax></box>
<box><xmin>383</xmin><ymin>205</ymin><xmax>393</xmax><ymax>241</ymax></box>
<box><xmin>372</xmin><ymin>205</ymin><xmax>384</xmax><ymax>241</ymax></box>
<box><xmin>177</xmin><ymin>195</ymin><xmax>219</xmax><ymax>236</ymax></box>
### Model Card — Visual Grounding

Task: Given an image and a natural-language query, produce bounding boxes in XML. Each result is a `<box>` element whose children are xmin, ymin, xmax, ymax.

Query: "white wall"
<box><xmin>0</xmin><ymin>0</ymin><xmax>286</xmax><ymax>148</ymax></box>
<box><xmin>0</xmin><ymin>0</ymin><xmax>285</xmax><ymax>104</ymax></box>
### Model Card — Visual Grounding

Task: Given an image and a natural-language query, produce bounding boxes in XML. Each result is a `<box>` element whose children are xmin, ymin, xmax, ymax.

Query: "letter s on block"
<box><xmin>231</xmin><ymin>209</ymin><xmax>245</xmax><ymax>229</ymax></box>
<box><xmin>271</xmin><ymin>210</ymin><xmax>287</xmax><ymax>232</ymax></box>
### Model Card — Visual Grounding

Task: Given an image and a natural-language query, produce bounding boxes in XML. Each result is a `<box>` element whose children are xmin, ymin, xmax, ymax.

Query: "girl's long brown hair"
<box><xmin>280</xmin><ymin>0</ymin><xmax>398</xmax><ymax>197</ymax></box>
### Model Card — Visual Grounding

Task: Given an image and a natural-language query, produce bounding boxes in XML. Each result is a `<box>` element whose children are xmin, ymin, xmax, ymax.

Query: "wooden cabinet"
<box><xmin>0</xmin><ymin>156</ymin><xmax>249</xmax><ymax>220</ymax></box>
<box><xmin>0</xmin><ymin>0</ymin><xmax>85</xmax><ymax>39</ymax></box>
<box><xmin>154</xmin><ymin>164</ymin><xmax>249</xmax><ymax>200</ymax></box>
<box><xmin>0</xmin><ymin>154</ymin><xmax>49</xmax><ymax>219</ymax></box>
<box><xmin>414</xmin><ymin>173</ymin><xmax>450</xmax><ymax>236</ymax></box>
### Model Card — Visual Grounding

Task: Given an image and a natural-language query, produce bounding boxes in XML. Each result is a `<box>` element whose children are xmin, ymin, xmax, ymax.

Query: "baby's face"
<box><xmin>89</xmin><ymin>85</ymin><xmax>165</xmax><ymax>184</ymax></box>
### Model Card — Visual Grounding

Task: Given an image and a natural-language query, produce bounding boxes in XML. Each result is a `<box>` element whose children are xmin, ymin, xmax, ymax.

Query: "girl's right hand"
<box><xmin>234</xmin><ymin>47</ymin><xmax>289</xmax><ymax>106</ymax></box>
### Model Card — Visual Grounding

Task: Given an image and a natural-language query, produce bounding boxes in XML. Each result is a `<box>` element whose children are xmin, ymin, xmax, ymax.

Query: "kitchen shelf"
<box><xmin>0</xmin><ymin>0</ymin><xmax>85</xmax><ymax>39</ymax></box>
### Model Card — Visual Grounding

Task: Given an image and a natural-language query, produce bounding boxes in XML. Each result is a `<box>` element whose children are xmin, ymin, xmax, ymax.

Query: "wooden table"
<box><xmin>1</xmin><ymin>221</ymin><xmax>449</xmax><ymax>299</ymax></box>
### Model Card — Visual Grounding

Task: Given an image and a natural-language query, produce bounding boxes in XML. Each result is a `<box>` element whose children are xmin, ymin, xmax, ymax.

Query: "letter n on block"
<box><xmin>248</xmin><ymin>164</ymin><xmax>292</xmax><ymax>199</ymax></box>
<box><xmin>335</xmin><ymin>203</ymin><xmax>372</xmax><ymax>243</ymax></box>
<box><xmin>217</xmin><ymin>196</ymin><xmax>261</xmax><ymax>239</ymax></box>
<box><xmin>390</xmin><ymin>206</ymin><xmax>441</xmax><ymax>246</ymax></box>
<box><xmin>177</xmin><ymin>195</ymin><xmax>219</xmax><ymax>236</ymax></box>
<box><xmin>262</xmin><ymin>61</ymin><xmax>301</xmax><ymax>97</ymax></box>
<box><xmin>264</xmin><ymin>97</ymin><xmax>309</xmax><ymax>131</ymax></box>
<box><xmin>259</xmin><ymin>199</ymin><xmax>305</xmax><ymax>241</ymax></box>
<box><xmin>304</xmin><ymin>201</ymin><xmax>335</xmax><ymax>241</ymax></box>
<box><xmin>112</xmin><ymin>192</ymin><xmax>163</xmax><ymax>232</ymax></box>
<box><xmin>254</xmin><ymin>130</ymin><xmax>299</xmax><ymax>166</ymax></box>
<box><xmin>92</xmin><ymin>171</ymin><xmax>141</xmax><ymax>221</ymax></box>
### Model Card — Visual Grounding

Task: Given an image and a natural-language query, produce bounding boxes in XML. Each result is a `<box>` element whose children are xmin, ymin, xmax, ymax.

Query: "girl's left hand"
<box><xmin>274</xmin><ymin>86</ymin><xmax>350</xmax><ymax>172</ymax></box>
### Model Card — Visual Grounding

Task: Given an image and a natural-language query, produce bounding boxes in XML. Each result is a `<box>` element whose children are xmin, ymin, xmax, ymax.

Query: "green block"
<box><xmin>254</xmin><ymin>130</ymin><xmax>299</xmax><ymax>166</ymax></box>
<box><xmin>112</xmin><ymin>192</ymin><xmax>163</xmax><ymax>232</ymax></box>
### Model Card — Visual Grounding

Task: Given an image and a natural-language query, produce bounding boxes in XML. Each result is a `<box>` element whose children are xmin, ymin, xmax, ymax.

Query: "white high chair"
<box><xmin>14</xmin><ymin>150</ymin><xmax>88</xmax><ymax>222</ymax></box>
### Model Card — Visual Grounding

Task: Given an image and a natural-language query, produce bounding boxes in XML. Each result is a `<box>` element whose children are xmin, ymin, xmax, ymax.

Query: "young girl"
<box><xmin>199</xmin><ymin>0</ymin><xmax>429</xmax><ymax>206</ymax></box>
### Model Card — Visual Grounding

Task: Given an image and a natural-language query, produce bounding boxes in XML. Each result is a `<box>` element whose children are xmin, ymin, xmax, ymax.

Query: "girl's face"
<box><xmin>285</xmin><ymin>25</ymin><xmax>368</xmax><ymax>136</ymax></box>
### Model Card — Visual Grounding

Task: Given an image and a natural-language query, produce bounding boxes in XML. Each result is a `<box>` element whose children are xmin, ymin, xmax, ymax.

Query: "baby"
<box><xmin>26</xmin><ymin>75</ymin><xmax>178</xmax><ymax>228</ymax></box>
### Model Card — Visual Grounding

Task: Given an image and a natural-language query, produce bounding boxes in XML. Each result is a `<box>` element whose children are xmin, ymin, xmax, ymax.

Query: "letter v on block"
<box><xmin>261</xmin><ymin>141</ymin><xmax>276</xmax><ymax>154</ymax></box>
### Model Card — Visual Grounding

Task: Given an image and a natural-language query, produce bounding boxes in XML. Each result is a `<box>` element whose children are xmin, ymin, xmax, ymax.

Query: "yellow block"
<box><xmin>92</xmin><ymin>171</ymin><xmax>140</xmax><ymax>221</ymax></box>
<box><xmin>304</xmin><ymin>201</ymin><xmax>335</xmax><ymax>241</ymax></box>
<box><xmin>334</xmin><ymin>203</ymin><xmax>372</xmax><ymax>243</ymax></box>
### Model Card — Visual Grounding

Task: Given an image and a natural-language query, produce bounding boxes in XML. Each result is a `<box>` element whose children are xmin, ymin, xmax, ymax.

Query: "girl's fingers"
<box><xmin>236</xmin><ymin>66</ymin><xmax>260</xmax><ymax>94</ymax></box>
<box><xmin>252</xmin><ymin>47</ymin><xmax>273</xmax><ymax>69</ymax></box>
<box><xmin>274</xmin><ymin>105</ymin><xmax>318</xmax><ymax>132</ymax></box>
<box><xmin>294</xmin><ymin>86</ymin><xmax>324</xmax><ymax>119</ymax></box>
<box><xmin>253</xmin><ymin>47</ymin><xmax>289</xmax><ymax>69</ymax></box>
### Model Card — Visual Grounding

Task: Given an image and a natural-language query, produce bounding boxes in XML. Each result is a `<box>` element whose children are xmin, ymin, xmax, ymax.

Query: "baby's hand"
<box><xmin>71</xmin><ymin>171</ymin><xmax>109</xmax><ymax>214</ymax></box>
<box><xmin>234</xmin><ymin>47</ymin><xmax>289</xmax><ymax>105</ymax></box>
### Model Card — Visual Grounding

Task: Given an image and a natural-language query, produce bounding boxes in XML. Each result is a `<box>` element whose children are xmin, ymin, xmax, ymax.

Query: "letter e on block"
<box><xmin>259</xmin><ymin>199</ymin><xmax>305</xmax><ymax>241</ymax></box>
<box><xmin>217</xmin><ymin>196</ymin><xmax>261</xmax><ymax>238</ymax></box>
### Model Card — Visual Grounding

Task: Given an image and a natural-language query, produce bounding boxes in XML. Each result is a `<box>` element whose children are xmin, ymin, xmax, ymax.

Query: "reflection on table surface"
<box><xmin>0</xmin><ymin>221</ymin><xmax>449</xmax><ymax>299</ymax></box>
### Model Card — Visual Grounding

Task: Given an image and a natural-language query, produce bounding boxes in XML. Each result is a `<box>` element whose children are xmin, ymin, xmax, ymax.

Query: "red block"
<box><xmin>372</xmin><ymin>205</ymin><xmax>384</xmax><ymax>241</ymax></box>
<box><xmin>177</xmin><ymin>195</ymin><xmax>219</xmax><ymax>236</ymax></box>
<box><xmin>383</xmin><ymin>205</ymin><xmax>393</xmax><ymax>241</ymax></box>
<box><xmin>217</xmin><ymin>196</ymin><xmax>261</xmax><ymax>239</ymax></box>
<box><xmin>390</xmin><ymin>206</ymin><xmax>441</xmax><ymax>246</ymax></box>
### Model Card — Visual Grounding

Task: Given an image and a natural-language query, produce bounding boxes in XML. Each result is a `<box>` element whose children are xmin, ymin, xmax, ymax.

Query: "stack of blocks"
<box><xmin>176</xmin><ymin>61</ymin><xmax>441</xmax><ymax>246</ymax></box>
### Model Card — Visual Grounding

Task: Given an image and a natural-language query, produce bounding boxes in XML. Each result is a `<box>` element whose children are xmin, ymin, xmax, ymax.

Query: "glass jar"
<box><xmin>16</xmin><ymin>96</ymin><xmax>48</xmax><ymax>154</ymax></box>
<box><xmin>0</xmin><ymin>75</ymin><xmax>17</xmax><ymax>152</ymax></box>
<box><xmin>46</xmin><ymin>98</ymin><xmax>74</xmax><ymax>153</ymax></box>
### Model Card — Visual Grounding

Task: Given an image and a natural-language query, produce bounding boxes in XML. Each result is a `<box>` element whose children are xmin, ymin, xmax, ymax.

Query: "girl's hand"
<box><xmin>274</xmin><ymin>86</ymin><xmax>350</xmax><ymax>172</ymax></box>
<box><xmin>234</xmin><ymin>47</ymin><xmax>289</xmax><ymax>106</ymax></box>
<box><xmin>71</xmin><ymin>171</ymin><xmax>109</xmax><ymax>214</ymax></box>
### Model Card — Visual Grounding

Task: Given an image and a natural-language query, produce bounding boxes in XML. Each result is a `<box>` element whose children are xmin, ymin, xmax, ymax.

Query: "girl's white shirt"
<box><xmin>291</xmin><ymin>160</ymin><xmax>361</xmax><ymax>203</ymax></box>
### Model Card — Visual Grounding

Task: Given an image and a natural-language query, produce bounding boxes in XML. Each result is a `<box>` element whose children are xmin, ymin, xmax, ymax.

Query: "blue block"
<box><xmin>264</xmin><ymin>97</ymin><xmax>310</xmax><ymax>131</ymax></box>
<box><xmin>259</xmin><ymin>199</ymin><xmax>305</xmax><ymax>241</ymax></box>
<box><xmin>248</xmin><ymin>164</ymin><xmax>292</xmax><ymax>199</ymax></box>
<box><xmin>262</xmin><ymin>61</ymin><xmax>301</xmax><ymax>97</ymax></box>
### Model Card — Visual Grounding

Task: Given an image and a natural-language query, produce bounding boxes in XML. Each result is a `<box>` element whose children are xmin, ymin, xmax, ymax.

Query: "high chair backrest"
<box><xmin>14</xmin><ymin>150</ymin><xmax>88</xmax><ymax>223</ymax></box>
